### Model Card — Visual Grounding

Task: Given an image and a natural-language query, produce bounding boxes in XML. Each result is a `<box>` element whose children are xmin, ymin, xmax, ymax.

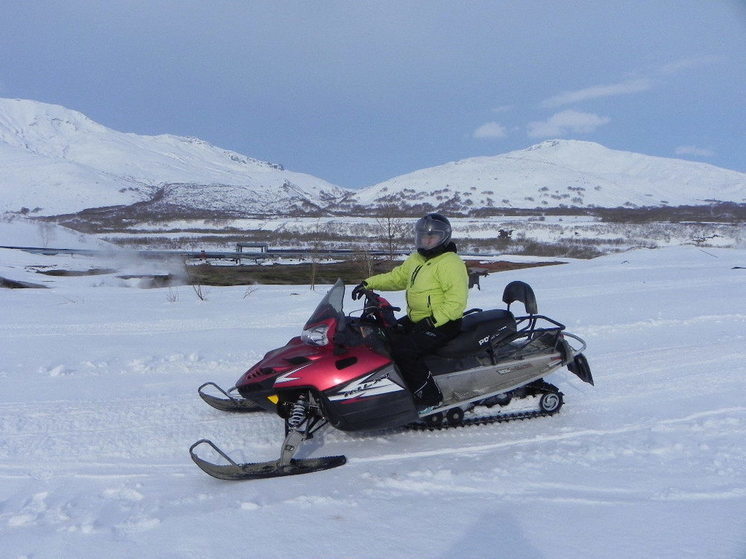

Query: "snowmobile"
<box><xmin>190</xmin><ymin>279</ymin><xmax>593</xmax><ymax>480</ymax></box>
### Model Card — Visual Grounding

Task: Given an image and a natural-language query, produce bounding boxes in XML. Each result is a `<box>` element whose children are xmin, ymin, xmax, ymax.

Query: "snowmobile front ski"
<box><xmin>197</xmin><ymin>382</ymin><xmax>268</xmax><ymax>412</ymax></box>
<box><xmin>189</xmin><ymin>439</ymin><xmax>346</xmax><ymax>480</ymax></box>
<box><xmin>191</xmin><ymin>393</ymin><xmax>346</xmax><ymax>480</ymax></box>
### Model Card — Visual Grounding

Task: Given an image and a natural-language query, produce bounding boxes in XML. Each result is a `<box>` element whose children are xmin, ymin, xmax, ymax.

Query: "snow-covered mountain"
<box><xmin>1</xmin><ymin>98</ymin><xmax>744</xmax><ymax>219</ymax></box>
<box><xmin>351</xmin><ymin>140</ymin><xmax>746</xmax><ymax>211</ymax></box>
<box><xmin>0</xmin><ymin>98</ymin><xmax>348</xmax><ymax>216</ymax></box>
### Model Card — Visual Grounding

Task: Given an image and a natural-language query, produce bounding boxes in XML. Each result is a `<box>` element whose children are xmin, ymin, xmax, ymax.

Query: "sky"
<box><xmin>1</xmin><ymin>0</ymin><xmax>745</xmax><ymax>188</ymax></box>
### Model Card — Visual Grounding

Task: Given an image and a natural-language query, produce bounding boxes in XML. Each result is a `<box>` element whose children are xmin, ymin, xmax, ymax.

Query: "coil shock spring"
<box><xmin>287</xmin><ymin>394</ymin><xmax>308</xmax><ymax>429</ymax></box>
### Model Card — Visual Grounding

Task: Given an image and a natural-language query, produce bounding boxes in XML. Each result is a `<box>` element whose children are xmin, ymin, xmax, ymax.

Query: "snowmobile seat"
<box><xmin>434</xmin><ymin>309</ymin><xmax>516</xmax><ymax>358</ymax></box>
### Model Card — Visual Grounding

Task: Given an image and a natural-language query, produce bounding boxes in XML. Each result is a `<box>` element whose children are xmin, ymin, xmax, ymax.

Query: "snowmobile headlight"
<box><xmin>302</xmin><ymin>323</ymin><xmax>330</xmax><ymax>346</ymax></box>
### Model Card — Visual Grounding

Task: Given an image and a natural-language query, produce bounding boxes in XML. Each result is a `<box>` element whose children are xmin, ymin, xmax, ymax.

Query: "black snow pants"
<box><xmin>387</xmin><ymin>316</ymin><xmax>462</xmax><ymax>401</ymax></box>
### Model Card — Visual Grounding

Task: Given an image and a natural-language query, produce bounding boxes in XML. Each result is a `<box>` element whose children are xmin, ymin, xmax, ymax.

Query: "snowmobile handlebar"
<box><xmin>355</xmin><ymin>289</ymin><xmax>400</xmax><ymax>328</ymax></box>
<box><xmin>361</xmin><ymin>289</ymin><xmax>400</xmax><ymax>311</ymax></box>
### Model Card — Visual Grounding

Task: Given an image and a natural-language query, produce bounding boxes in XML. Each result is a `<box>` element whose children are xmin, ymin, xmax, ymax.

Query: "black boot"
<box><xmin>413</xmin><ymin>373</ymin><xmax>442</xmax><ymax>411</ymax></box>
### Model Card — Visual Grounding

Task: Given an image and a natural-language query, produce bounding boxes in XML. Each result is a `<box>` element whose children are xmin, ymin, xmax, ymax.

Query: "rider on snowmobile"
<box><xmin>352</xmin><ymin>213</ymin><xmax>469</xmax><ymax>410</ymax></box>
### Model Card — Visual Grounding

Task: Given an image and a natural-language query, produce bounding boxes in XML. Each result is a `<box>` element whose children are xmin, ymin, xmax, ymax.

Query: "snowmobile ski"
<box><xmin>189</xmin><ymin>439</ymin><xmax>346</xmax><ymax>481</ymax></box>
<box><xmin>197</xmin><ymin>382</ymin><xmax>266</xmax><ymax>413</ymax></box>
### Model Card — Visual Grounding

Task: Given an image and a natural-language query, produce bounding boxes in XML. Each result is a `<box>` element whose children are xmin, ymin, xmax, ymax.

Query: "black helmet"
<box><xmin>415</xmin><ymin>213</ymin><xmax>452</xmax><ymax>257</ymax></box>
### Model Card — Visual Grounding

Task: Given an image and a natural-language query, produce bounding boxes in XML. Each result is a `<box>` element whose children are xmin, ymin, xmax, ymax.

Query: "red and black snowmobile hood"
<box><xmin>236</xmin><ymin>334</ymin><xmax>391</xmax><ymax>394</ymax></box>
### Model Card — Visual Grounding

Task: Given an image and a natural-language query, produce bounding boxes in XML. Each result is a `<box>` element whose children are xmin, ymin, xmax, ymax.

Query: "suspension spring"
<box><xmin>287</xmin><ymin>395</ymin><xmax>308</xmax><ymax>429</ymax></box>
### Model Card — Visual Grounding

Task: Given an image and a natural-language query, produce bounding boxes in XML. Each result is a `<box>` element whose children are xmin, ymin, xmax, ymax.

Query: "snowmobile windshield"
<box><xmin>303</xmin><ymin>279</ymin><xmax>345</xmax><ymax>329</ymax></box>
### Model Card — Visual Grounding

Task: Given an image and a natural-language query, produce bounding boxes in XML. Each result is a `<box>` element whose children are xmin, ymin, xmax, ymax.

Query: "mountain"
<box><xmin>0</xmin><ymin>98</ymin><xmax>348</xmax><ymax>216</ymax></box>
<box><xmin>1</xmin><ymin>98</ymin><xmax>744</xmax><ymax>219</ymax></box>
<box><xmin>351</xmin><ymin>140</ymin><xmax>746</xmax><ymax>211</ymax></box>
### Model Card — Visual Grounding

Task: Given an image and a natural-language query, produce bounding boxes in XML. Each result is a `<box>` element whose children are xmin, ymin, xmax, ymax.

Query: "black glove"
<box><xmin>351</xmin><ymin>282</ymin><xmax>368</xmax><ymax>300</ymax></box>
<box><xmin>413</xmin><ymin>316</ymin><xmax>436</xmax><ymax>332</ymax></box>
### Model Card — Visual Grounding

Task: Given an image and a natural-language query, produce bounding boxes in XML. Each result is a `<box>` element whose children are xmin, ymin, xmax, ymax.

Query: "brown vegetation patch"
<box><xmin>186</xmin><ymin>258</ymin><xmax>563</xmax><ymax>286</ymax></box>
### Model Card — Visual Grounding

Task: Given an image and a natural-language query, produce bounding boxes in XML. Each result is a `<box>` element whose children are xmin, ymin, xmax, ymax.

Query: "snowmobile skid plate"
<box><xmin>189</xmin><ymin>439</ymin><xmax>346</xmax><ymax>481</ymax></box>
<box><xmin>197</xmin><ymin>382</ymin><xmax>266</xmax><ymax>413</ymax></box>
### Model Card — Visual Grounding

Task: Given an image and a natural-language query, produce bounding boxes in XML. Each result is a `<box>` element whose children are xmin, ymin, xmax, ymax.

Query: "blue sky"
<box><xmin>1</xmin><ymin>1</ymin><xmax>745</xmax><ymax>188</ymax></box>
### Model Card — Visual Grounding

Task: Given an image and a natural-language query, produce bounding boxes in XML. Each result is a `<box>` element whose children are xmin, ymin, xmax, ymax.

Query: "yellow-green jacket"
<box><xmin>364</xmin><ymin>249</ymin><xmax>469</xmax><ymax>326</ymax></box>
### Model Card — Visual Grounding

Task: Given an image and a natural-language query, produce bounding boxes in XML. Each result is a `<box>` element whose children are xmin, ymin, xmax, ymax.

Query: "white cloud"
<box><xmin>540</xmin><ymin>78</ymin><xmax>653</xmax><ymax>108</ymax></box>
<box><xmin>539</xmin><ymin>57</ymin><xmax>718</xmax><ymax>111</ymax></box>
<box><xmin>660</xmin><ymin>55</ymin><xmax>720</xmax><ymax>75</ymax></box>
<box><xmin>491</xmin><ymin>105</ymin><xmax>513</xmax><ymax>114</ymax></box>
<box><xmin>473</xmin><ymin>121</ymin><xmax>508</xmax><ymax>139</ymax></box>
<box><xmin>527</xmin><ymin>110</ymin><xmax>610</xmax><ymax>138</ymax></box>
<box><xmin>675</xmin><ymin>145</ymin><xmax>715</xmax><ymax>158</ymax></box>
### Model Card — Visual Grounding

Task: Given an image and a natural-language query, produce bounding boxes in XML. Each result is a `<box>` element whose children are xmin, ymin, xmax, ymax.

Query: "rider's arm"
<box><xmin>364</xmin><ymin>253</ymin><xmax>419</xmax><ymax>291</ymax></box>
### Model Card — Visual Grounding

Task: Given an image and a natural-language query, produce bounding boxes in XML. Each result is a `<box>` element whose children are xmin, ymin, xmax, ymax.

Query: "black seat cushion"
<box><xmin>435</xmin><ymin>309</ymin><xmax>516</xmax><ymax>358</ymax></box>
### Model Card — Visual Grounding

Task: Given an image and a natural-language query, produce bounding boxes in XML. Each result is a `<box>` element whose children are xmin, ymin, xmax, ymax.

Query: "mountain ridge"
<box><xmin>350</xmin><ymin>139</ymin><xmax>746</xmax><ymax>212</ymax></box>
<box><xmin>0</xmin><ymin>98</ymin><xmax>347</xmax><ymax>216</ymax></box>
<box><xmin>1</xmin><ymin>98</ymin><xmax>744</xmax><ymax>218</ymax></box>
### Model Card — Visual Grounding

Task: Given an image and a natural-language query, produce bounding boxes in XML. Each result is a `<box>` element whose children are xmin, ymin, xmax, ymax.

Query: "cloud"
<box><xmin>491</xmin><ymin>105</ymin><xmax>513</xmax><ymax>114</ymax></box>
<box><xmin>660</xmin><ymin>55</ymin><xmax>720</xmax><ymax>75</ymax></box>
<box><xmin>473</xmin><ymin>121</ymin><xmax>508</xmax><ymax>139</ymax></box>
<box><xmin>539</xmin><ymin>57</ymin><xmax>717</xmax><ymax>110</ymax></box>
<box><xmin>540</xmin><ymin>78</ymin><xmax>653</xmax><ymax>108</ymax></box>
<box><xmin>527</xmin><ymin>110</ymin><xmax>610</xmax><ymax>138</ymax></box>
<box><xmin>675</xmin><ymin>145</ymin><xmax>715</xmax><ymax>158</ymax></box>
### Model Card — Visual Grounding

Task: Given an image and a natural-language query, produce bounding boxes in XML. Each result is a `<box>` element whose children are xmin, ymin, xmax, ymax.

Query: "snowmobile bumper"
<box><xmin>189</xmin><ymin>439</ymin><xmax>346</xmax><ymax>481</ymax></box>
<box><xmin>198</xmin><ymin>382</ymin><xmax>276</xmax><ymax>412</ymax></box>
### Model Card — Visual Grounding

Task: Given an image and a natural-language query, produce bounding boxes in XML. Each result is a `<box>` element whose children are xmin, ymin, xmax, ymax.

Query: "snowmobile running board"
<box><xmin>197</xmin><ymin>382</ymin><xmax>266</xmax><ymax>413</ymax></box>
<box><xmin>189</xmin><ymin>439</ymin><xmax>346</xmax><ymax>481</ymax></box>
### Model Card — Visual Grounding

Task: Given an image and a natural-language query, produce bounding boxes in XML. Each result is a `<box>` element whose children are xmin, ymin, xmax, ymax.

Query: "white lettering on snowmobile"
<box><xmin>328</xmin><ymin>374</ymin><xmax>405</xmax><ymax>401</ymax></box>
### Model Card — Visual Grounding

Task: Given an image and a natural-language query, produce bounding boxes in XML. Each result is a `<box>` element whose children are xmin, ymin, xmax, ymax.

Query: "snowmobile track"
<box><xmin>409</xmin><ymin>379</ymin><xmax>565</xmax><ymax>431</ymax></box>
<box><xmin>408</xmin><ymin>394</ymin><xmax>564</xmax><ymax>432</ymax></box>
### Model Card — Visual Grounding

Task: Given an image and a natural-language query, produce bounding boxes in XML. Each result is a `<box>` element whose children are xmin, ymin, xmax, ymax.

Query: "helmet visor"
<box><xmin>416</xmin><ymin>229</ymin><xmax>447</xmax><ymax>250</ymax></box>
<box><xmin>415</xmin><ymin>218</ymin><xmax>450</xmax><ymax>251</ymax></box>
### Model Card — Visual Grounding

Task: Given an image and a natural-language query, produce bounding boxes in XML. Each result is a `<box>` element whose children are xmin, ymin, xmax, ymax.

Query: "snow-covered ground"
<box><xmin>1</xmin><ymin>221</ymin><xmax>745</xmax><ymax>558</ymax></box>
<box><xmin>98</xmin><ymin>215</ymin><xmax>743</xmax><ymax>256</ymax></box>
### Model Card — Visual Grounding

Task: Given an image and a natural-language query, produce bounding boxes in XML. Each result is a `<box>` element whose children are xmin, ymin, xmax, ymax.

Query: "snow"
<box><xmin>0</xmin><ymin>216</ymin><xmax>111</xmax><ymax>249</ymax></box>
<box><xmin>1</xmin><ymin>221</ymin><xmax>745</xmax><ymax>559</ymax></box>
<box><xmin>355</xmin><ymin>139</ymin><xmax>746</xmax><ymax>209</ymax></box>
<box><xmin>0</xmin><ymin>98</ymin><xmax>346</xmax><ymax>215</ymax></box>
<box><xmin>2</xmin><ymin>98</ymin><xmax>745</xmax><ymax>217</ymax></box>
<box><xmin>98</xmin><ymin>214</ymin><xmax>743</xmax><ymax>258</ymax></box>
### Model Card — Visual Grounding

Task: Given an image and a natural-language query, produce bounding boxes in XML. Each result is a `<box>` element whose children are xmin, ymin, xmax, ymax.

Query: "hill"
<box><xmin>350</xmin><ymin>140</ymin><xmax>746</xmax><ymax>212</ymax></box>
<box><xmin>2</xmin><ymin>98</ymin><xmax>744</xmax><ymax>220</ymax></box>
<box><xmin>0</xmin><ymin>98</ymin><xmax>347</xmax><ymax>216</ymax></box>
